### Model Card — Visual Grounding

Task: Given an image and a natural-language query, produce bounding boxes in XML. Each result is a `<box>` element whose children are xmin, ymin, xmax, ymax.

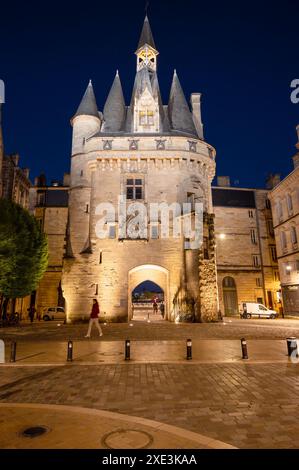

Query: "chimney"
<box><xmin>190</xmin><ymin>93</ymin><xmax>204</xmax><ymax>139</ymax></box>
<box><xmin>266</xmin><ymin>173</ymin><xmax>281</xmax><ymax>189</ymax></box>
<box><xmin>63</xmin><ymin>172</ymin><xmax>70</xmax><ymax>187</ymax></box>
<box><xmin>292</xmin><ymin>124</ymin><xmax>299</xmax><ymax>169</ymax></box>
<box><xmin>217</xmin><ymin>176</ymin><xmax>231</xmax><ymax>187</ymax></box>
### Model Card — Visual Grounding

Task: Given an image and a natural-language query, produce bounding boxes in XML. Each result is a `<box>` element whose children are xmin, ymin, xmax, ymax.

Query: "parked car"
<box><xmin>240</xmin><ymin>302</ymin><xmax>277</xmax><ymax>319</ymax></box>
<box><xmin>42</xmin><ymin>307</ymin><xmax>66</xmax><ymax>322</ymax></box>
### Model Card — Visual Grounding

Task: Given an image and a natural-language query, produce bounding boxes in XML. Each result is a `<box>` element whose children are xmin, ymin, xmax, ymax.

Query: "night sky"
<box><xmin>0</xmin><ymin>0</ymin><xmax>298</xmax><ymax>188</ymax></box>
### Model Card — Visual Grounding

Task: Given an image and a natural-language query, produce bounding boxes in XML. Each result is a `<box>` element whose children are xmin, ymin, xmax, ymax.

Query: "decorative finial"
<box><xmin>145</xmin><ymin>0</ymin><xmax>149</xmax><ymax>16</ymax></box>
<box><xmin>174</xmin><ymin>69</ymin><xmax>177</xmax><ymax>75</ymax></box>
<box><xmin>88</xmin><ymin>79</ymin><xmax>92</xmax><ymax>86</ymax></box>
<box><xmin>116</xmin><ymin>69</ymin><xmax>119</xmax><ymax>77</ymax></box>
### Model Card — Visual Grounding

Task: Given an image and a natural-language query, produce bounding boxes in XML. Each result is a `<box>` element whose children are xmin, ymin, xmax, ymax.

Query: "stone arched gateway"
<box><xmin>128</xmin><ymin>265</ymin><xmax>169</xmax><ymax>321</ymax></box>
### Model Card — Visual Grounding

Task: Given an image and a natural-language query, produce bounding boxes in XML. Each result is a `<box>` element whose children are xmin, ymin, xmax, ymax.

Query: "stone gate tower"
<box><xmin>62</xmin><ymin>16</ymin><xmax>218</xmax><ymax>323</ymax></box>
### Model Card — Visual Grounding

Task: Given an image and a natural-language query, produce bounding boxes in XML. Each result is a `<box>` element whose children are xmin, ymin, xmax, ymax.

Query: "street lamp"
<box><xmin>219</xmin><ymin>233</ymin><xmax>226</xmax><ymax>240</ymax></box>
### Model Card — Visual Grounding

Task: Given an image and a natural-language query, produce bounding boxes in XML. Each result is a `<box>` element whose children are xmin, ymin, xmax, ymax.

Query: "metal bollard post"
<box><xmin>241</xmin><ymin>338</ymin><xmax>248</xmax><ymax>359</ymax></box>
<box><xmin>10</xmin><ymin>341</ymin><xmax>17</xmax><ymax>363</ymax></box>
<box><xmin>125</xmin><ymin>339</ymin><xmax>131</xmax><ymax>361</ymax></box>
<box><xmin>67</xmin><ymin>340</ymin><xmax>73</xmax><ymax>362</ymax></box>
<box><xmin>286</xmin><ymin>337</ymin><xmax>298</xmax><ymax>358</ymax></box>
<box><xmin>186</xmin><ymin>339</ymin><xmax>192</xmax><ymax>360</ymax></box>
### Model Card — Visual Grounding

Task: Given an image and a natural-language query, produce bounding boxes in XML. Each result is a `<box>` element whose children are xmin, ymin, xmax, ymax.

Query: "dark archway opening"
<box><xmin>132</xmin><ymin>280</ymin><xmax>164</xmax><ymax>321</ymax></box>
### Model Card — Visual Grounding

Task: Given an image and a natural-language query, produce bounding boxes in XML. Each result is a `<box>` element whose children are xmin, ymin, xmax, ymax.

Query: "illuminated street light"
<box><xmin>286</xmin><ymin>265</ymin><xmax>292</xmax><ymax>271</ymax></box>
<box><xmin>219</xmin><ymin>233</ymin><xmax>226</xmax><ymax>240</ymax></box>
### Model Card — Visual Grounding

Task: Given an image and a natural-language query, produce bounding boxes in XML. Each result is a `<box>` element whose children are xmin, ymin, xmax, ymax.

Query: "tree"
<box><xmin>0</xmin><ymin>199</ymin><xmax>48</xmax><ymax>316</ymax></box>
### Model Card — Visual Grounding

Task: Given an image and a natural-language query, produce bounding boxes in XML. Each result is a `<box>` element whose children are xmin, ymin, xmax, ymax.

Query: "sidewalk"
<box><xmin>0</xmin><ymin>403</ymin><xmax>235</xmax><ymax>449</ymax></box>
<box><xmin>1</xmin><ymin>338</ymin><xmax>296</xmax><ymax>365</ymax></box>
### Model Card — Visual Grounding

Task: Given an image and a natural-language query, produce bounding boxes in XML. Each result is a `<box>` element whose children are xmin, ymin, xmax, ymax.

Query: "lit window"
<box><xmin>139</xmin><ymin>110</ymin><xmax>154</xmax><ymax>126</ymax></box>
<box><xmin>126</xmin><ymin>178</ymin><xmax>144</xmax><ymax>200</ymax></box>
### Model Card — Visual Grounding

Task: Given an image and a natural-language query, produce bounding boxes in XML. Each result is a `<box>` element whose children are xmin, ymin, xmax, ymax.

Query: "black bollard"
<box><xmin>286</xmin><ymin>337</ymin><xmax>298</xmax><ymax>358</ymax></box>
<box><xmin>186</xmin><ymin>339</ymin><xmax>192</xmax><ymax>360</ymax></box>
<box><xmin>10</xmin><ymin>341</ymin><xmax>17</xmax><ymax>363</ymax></box>
<box><xmin>241</xmin><ymin>338</ymin><xmax>248</xmax><ymax>359</ymax></box>
<box><xmin>67</xmin><ymin>340</ymin><xmax>73</xmax><ymax>362</ymax></box>
<box><xmin>125</xmin><ymin>339</ymin><xmax>131</xmax><ymax>360</ymax></box>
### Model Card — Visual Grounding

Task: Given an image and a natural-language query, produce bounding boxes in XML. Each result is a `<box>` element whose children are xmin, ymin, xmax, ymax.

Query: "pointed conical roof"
<box><xmin>168</xmin><ymin>70</ymin><xmax>197</xmax><ymax>136</ymax></box>
<box><xmin>103</xmin><ymin>71</ymin><xmax>126</xmax><ymax>132</ymax></box>
<box><xmin>74</xmin><ymin>81</ymin><xmax>99</xmax><ymax>118</ymax></box>
<box><xmin>137</xmin><ymin>15</ymin><xmax>156</xmax><ymax>50</ymax></box>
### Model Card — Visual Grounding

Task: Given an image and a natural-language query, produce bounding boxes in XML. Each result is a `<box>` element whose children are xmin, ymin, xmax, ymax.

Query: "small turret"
<box><xmin>71</xmin><ymin>81</ymin><xmax>101</xmax><ymax>156</ymax></box>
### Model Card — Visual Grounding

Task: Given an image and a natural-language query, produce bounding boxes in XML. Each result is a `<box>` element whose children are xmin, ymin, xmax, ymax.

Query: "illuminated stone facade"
<box><xmin>61</xmin><ymin>16</ymin><xmax>218</xmax><ymax>323</ymax></box>
<box><xmin>269</xmin><ymin>125</ymin><xmax>299</xmax><ymax>316</ymax></box>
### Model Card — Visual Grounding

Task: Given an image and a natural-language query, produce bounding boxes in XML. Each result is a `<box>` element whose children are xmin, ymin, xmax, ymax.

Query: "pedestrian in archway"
<box><xmin>160</xmin><ymin>301</ymin><xmax>165</xmax><ymax>319</ymax></box>
<box><xmin>153</xmin><ymin>298</ymin><xmax>158</xmax><ymax>314</ymax></box>
<box><xmin>85</xmin><ymin>299</ymin><xmax>103</xmax><ymax>338</ymax></box>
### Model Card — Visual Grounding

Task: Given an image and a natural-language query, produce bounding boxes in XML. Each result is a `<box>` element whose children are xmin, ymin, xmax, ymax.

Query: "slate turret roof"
<box><xmin>74</xmin><ymin>80</ymin><xmax>99</xmax><ymax>118</ymax></box>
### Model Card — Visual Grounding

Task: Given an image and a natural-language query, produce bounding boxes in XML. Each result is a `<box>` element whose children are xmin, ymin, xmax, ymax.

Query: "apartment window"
<box><xmin>287</xmin><ymin>194</ymin><xmax>293</xmax><ymax>215</ymax></box>
<box><xmin>265</xmin><ymin>198</ymin><xmax>271</xmax><ymax>209</ymax></box>
<box><xmin>85</xmin><ymin>203</ymin><xmax>89</xmax><ymax>213</ymax></box>
<box><xmin>108</xmin><ymin>225</ymin><xmax>116</xmax><ymax>239</ymax></box>
<box><xmin>126</xmin><ymin>178</ymin><xmax>144</xmax><ymax>200</ymax></box>
<box><xmin>151</xmin><ymin>225</ymin><xmax>159</xmax><ymax>239</ymax></box>
<box><xmin>274</xmin><ymin>271</ymin><xmax>280</xmax><ymax>281</ymax></box>
<box><xmin>276</xmin><ymin>201</ymin><xmax>283</xmax><ymax>221</ymax></box>
<box><xmin>37</xmin><ymin>192</ymin><xmax>45</xmax><ymax>206</ymax></box>
<box><xmin>139</xmin><ymin>110</ymin><xmax>154</xmax><ymax>126</ymax></box>
<box><xmin>267</xmin><ymin>219</ymin><xmax>274</xmax><ymax>237</ymax></box>
<box><xmin>270</xmin><ymin>245</ymin><xmax>277</xmax><ymax>262</ymax></box>
<box><xmin>248</xmin><ymin>210</ymin><xmax>254</xmax><ymax>218</ymax></box>
<box><xmin>280</xmin><ymin>231</ymin><xmax>287</xmax><ymax>251</ymax></box>
<box><xmin>256</xmin><ymin>278</ymin><xmax>262</xmax><ymax>287</ymax></box>
<box><xmin>252</xmin><ymin>255</ymin><xmax>260</xmax><ymax>267</ymax></box>
<box><xmin>290</xmin><ymin>226</ymin><xmax>298</xmax><ymax>246</ymax></box>
<box><xmin>296</xmin><ymin>260</ymin><xmax>299</xmax><ymax>273</ymax></box>
<box><xmin>250</xmin><ymin>229</ymin><xmax>257</xmax><ymax>244</ymax></box>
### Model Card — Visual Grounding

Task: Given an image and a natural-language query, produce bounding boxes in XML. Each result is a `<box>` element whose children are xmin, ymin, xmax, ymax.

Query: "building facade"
<box><xmin>213</xmin><ymin>178</ymin><xmax>281</xmax><ymax>316</ymax></box>
<box><xmin>269</xmin><ymin>125</ymin><xmax>299</xmax><ymax>316</ymax></box>
<box><xmin>61</xmin><ymin>16</ymin><xmax>218</xmax><ymax>323</ymax></box>
<box><xmin>29</xmin><ymin>174</ymin><xmax>69</xmax><ymax>317</ymax></box>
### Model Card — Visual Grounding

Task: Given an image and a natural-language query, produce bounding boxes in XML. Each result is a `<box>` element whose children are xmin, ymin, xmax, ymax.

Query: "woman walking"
<box><xmin>85</xmin><ymin>299</ymin><xmax>103</xmax><ymax>338</ymax></box>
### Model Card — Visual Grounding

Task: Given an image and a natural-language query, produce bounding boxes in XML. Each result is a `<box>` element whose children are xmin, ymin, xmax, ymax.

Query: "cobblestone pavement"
<box><xmin>1</xmin><ymin>317</ymin><xmax>299</xmax><ymax>342</ymax></box>
<box><xmin>0</xmin><ymin>362</ymin><xmax>299</xmax><ymax>449</ymax></box>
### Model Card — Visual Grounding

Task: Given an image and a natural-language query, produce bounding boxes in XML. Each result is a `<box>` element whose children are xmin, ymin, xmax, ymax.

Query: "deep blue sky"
<box><xmin>1</xmin><ymin>0</ymin><xmax>298</xmax><ymax>188</ymax></box>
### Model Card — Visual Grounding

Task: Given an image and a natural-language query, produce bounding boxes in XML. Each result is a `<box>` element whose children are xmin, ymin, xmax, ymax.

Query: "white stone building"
<box><xmin>62</xmin><ymin>16</ymin><xmax>218</xmax><ymax>323</ymax></box>
<box><xmin>269</xmin><ymin>125</ymin><xmax>299</xmax><ymax>316</ymax></box>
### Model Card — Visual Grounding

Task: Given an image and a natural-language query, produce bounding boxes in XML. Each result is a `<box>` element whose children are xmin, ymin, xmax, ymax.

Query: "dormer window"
<box><xmin>139</xmin><ymin>110</ymin><xmax>154</xmax><ymax>126</ymax></box>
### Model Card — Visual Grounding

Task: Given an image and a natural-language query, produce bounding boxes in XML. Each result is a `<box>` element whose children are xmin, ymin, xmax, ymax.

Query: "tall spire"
<box><xmin>103</xmin><ymin>71</ymin><xmax>126</xmax><ymax>132</ymax></box>
<box><xmin>168</xmin><ymin>70</ymin><xmax>197</xmax><ymax>136</ymax></box>
<box><xmin>137</xmin><ymin>15</ymin><xmax>156</xmax><ymax>50</ymax></box>
<box><xmin>74</xmin><ymin>81</ymin><xmax>99</xmax><ymax>118</ymax></box>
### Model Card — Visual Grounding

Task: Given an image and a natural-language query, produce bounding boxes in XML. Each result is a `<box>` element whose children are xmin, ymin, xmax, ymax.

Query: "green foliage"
<box><xmin>0</xmin><ymin>199</ymin><xmax>48</xmax><ymax>299</ymax></box>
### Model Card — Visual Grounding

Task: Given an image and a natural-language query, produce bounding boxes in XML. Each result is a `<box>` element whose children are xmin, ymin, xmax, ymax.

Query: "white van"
<box><xmin>240</xmin><ymin>302</ymin><xmax>277</xmax><ymax>319</ymax></box>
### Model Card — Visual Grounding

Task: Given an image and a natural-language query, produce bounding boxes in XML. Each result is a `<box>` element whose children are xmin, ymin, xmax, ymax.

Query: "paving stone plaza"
<box><xmin>1</xmin><ymin>318</ymin><xmax>299</xmax><ymax>449</ymax></box>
